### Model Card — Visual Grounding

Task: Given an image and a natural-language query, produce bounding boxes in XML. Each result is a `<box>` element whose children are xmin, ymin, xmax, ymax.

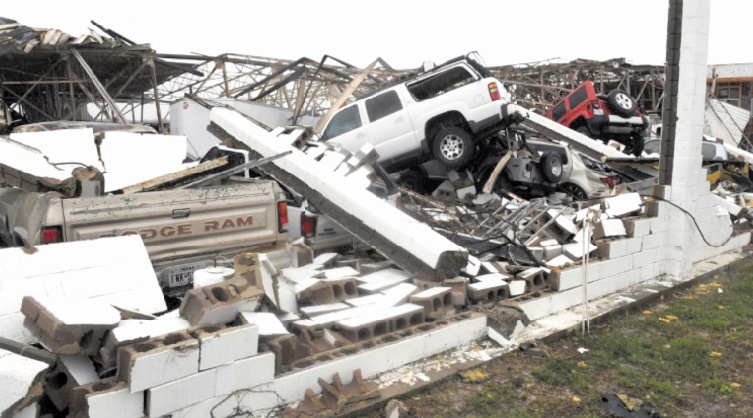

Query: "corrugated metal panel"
<box><xmin>704</xmin><ymin>99</ymin><xmax>750</xmax><ymax>146</ymax></box>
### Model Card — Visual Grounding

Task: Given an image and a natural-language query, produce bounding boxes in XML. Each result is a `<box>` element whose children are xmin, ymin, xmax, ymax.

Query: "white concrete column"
<box><xmin>663</xmin><ymin>0</ymin><xmax>711</xmax><ymax>277</ymax></box>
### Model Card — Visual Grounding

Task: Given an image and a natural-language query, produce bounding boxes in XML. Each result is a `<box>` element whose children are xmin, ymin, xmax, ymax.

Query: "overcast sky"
<box><xmin>2</xmin><ymin>0</ymin><xmax>748</xmax><ymax>68</ymax></box>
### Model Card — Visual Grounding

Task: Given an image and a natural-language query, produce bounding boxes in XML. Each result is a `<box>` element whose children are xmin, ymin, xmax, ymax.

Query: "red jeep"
<box><xmin>546</xmin><ymin>81</ymin><xmax>648</xmax><ymax>156</ymax></box>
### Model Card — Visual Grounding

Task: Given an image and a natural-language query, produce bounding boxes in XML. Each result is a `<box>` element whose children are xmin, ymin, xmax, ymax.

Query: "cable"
<box><xmin>568</xmin><ymin>193</ymin><xmax>735</xmax><ymax>248</ymax></box>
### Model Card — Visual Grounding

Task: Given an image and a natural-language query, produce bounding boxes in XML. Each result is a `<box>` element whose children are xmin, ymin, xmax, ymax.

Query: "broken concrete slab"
<box><xmin>0</xmin><ymin>347</ymin><xmax>51</xmax><ymax>417</ymax></box>
<box><xmin>0</xmin><ymin>235</ymin><xmax>166</xmax><ymax>345</ymax></box>
<box><xmin>564</xmin><ymin>242</ymin><xmax>598</xmax><ymax>260</ymax></box>
<box><xmin>300</xmin><ymin>303</ymin><xmax>352</xmax><ymax>318</ymax></box>
<box><xmin>209</xmin><ymin>108</ymin><xmax>468</xmax><ymax>281</ymax></box>
<box><xmin>323</xmin><ymin>267</ymin><xmax>360</xmax><ymax>280</ymax></box>
<box><xmin>356</xmin><ymin>268</ymin><xmax>412</xmax><ymax>293</ymax></box>
<box><xmin>21</xmin><ymin>296</ymin><xmax>120</xmax><ymax>355</ymax></box>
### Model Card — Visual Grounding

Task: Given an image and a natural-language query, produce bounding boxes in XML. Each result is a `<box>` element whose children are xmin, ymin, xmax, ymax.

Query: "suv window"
<box><xmin>568</xmin><ymin>87</ymin><xmax>588</xmax><ymax>109</ymax></box>
<box><xmin>407</xmin><ymin>66</ymin><xmax>476</xmax><ymax>101</ymax></box>
<box><xmin>322</xmin><ymin>105</ymin><xmax>362</xmax><ymax>140</ymax></box>
<box><xmin>366</xmin><ymin>90</ymin><xmax>403</xmax><ymax>122</ymax></box>
<box><xmin>551</xmin><ymin>102</ymin><xmax>567</xmax><ymax>121</ymax></box>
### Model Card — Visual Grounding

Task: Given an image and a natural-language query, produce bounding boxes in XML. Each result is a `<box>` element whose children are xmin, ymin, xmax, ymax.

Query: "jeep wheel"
<box><xmin>433</xmin><ymin>127</ymin><xmax>473</xmax><ymax>170</ymax></box>
<box><xmin>622</xmin><ymin>134</ymin><xmax>645</xmax><ymax>157</ymax></box>
<box><xmin>542</xmin><ymin>152</ymin><xmax>563</xmax><ymax>183</ymax></box>
<box><xmin>560</xmin><ymin>183</ymin><xmax>588</xmax><ymax>201</ymax></box>
<box><xmin>606</xmin><ymin>89</ymin><xmax>637</xmax><ymax>118</ymax></box>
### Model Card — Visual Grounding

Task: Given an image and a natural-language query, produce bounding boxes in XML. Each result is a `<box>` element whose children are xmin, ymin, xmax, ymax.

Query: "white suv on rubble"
<box><xmin>319</xmin><ymin>52</ymin><xmax>512</xmax><ymax>170</ymax></box>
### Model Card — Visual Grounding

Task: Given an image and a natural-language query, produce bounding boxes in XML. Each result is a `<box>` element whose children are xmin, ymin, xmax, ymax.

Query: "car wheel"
<box><xmin>432</xmin><ymin>126</ymin><xmax>473</xmax><ymax>170</ymax></box>
<box><xmin>606</xmin><ymin>89</ymin><xmax>637</xmax><ymax>118</ymax></box>
<box><xmin>542</xmin><ymin>152</ymin><xmax>563</xmax><ymax>183</ymax></box>
<box><xmin>560</xmin><ymin>183</ymin><xmax>588</xmax><ymax>201</ymax></box>
<box><xmin>622</xmin><ymin>134</ymin><xmax>645</xmax><ymax>157</ymax></box>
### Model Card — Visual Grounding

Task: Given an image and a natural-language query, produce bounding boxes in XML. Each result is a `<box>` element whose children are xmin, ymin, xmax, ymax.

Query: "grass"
<box><xmin>368</xmin><ymin>258</ymin><xmax>753</xmax><ymax>418</ymax></box>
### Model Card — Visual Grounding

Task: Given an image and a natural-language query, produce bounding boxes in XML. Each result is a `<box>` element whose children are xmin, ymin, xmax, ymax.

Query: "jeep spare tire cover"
<box><xmin>433</xmin><ymin>126</ymin><xmax>473</xmax><ymax>170</ymax></box>
<box><xmin>606</xmin><ymin>89</ymin><xmax>637</xmax><ymax>118</ymax></box>
<box><xmin>542</xmin><ymin>152</ymin><xmax>563</xmax><ymax>183</ymax></box>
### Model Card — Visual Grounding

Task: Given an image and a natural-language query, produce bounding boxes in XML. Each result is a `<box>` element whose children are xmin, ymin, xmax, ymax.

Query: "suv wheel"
<box><xmin>542</xmin><ymin>152</ymin><xmax>563</xmax><ymax>183</ymax></box>
<box><xmin>606</xmin><ymin>89</ymin><xmax>637</xmax><ymax>118</ymax></box>
<box><xmin>622</xmin><ymin>134</ymin><xmax>645</xmax><ymax>157</ymax></box>
<box><xmin>433</xmin><ymin>127</ymin><xmax>473</xmax><ymax>170</ymax></box>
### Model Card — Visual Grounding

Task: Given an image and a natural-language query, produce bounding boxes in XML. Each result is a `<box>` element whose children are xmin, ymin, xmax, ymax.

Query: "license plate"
<box><xmin>167</xmin><ymin>263</ymin><xmax>207</xmax><ymax>287</ymax></box>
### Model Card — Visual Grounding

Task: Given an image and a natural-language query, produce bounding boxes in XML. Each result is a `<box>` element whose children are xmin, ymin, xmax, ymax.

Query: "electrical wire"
<box><xmin>572</xmin><ymin>193</ymin><xmax>736</xmax><ymax>248</ymax></box>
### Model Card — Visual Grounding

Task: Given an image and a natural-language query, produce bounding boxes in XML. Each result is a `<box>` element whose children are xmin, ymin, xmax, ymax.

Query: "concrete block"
<box><xmin>98</xmin><ymin>317</ymin><xmax>190</xmax><ymax>368</ymax></box>
<box><xmin>564</xmin><ymin>243</ymin><xmax>597</xmax><ymax>260</ymax></box>
<box><xmin>462</xmin><ymin>255</ymin><xmax>482</xmax><ymax>276</ymax></box>
<box><xmin>300</xmin><ymin>303</ymin><xmax>351</xmax><ymax>318</ymax></box>
<box><xmin>468</xmin><ymin>280</ymin><xmax>510</xmax><ymax>303</ymax></box>
<box><xmin>622</xmin><ymin>216</ymin><xmax>652</xmax><ymax>238</ymax></box>
<box><xmin>117</xmin><ymin>330</ymin><xmax>200</xmax><ymax>393</ymax></box>
<box><xmin>357</xmin><ymin>269</ymin><xmax>412</xmax><ymax>293</ymax></box>
<box><xmin>516</xmin><ymin>268</ymin><xmax>547</xmax><ymax>292</ymax></box>
<box><xmin>442</xmin><ymin>277</ymin><xmax>468</xmax><ymax>307</ymax></box>
<box><xmin>21</xmin><ymin>296</ymin><xmax>120</xmax><ymax>355</ymax></box>
<box><xmin>651</xmin><ymin>218</ymin><xmax>669</xmax><ymax>234</ymax></box>
<box><xmin>215</xmin><ymin>352</ymin><xmax>276</xmax><ymax>397</ymax></box>
<box><xmin>623</xmin><ymin>237</ymin><xmax>643</xmax><ymax>255</ymax></box>
<box><xmin>147</xmin><ymin>369</ymin><xmax>217</xmax><ymax>417</ymax></box>
<box><xmin>323</xmin><ymin>267</ymin><xmax>359</xmax><ymax>280</ymax></box>
<box><xmin>189</xmin><ymin>323</ymin><xmax>259</xmax><ymax>371</ymax></box>
<box><xmin>291</xmin><ymin>244</ymin><xmax>314</xmax><ymax>268</ymax></box>
<box><xmin>600</xmin><ymin>255</ymin><xmax>634</xmax><ymax>279</ymax></box>
<box><xmin>456</xmin><ymin>185</ymin><xmax>477</xmax><ymax>200</ymax></box>
<box><xmin>336</xmin><ymin>304</ymin><xmax>425</xmax><ymax>342</ymax></box>
<box><xmin>409</xmin><ymin>287</ymin><xmax>453</xmax><ymax>319</ymax></box>
<box><xmin>508</xmin><ymin>280</ymin><xmax>526</xmax><ymax>297</ymax></box>
<box><xmin>643</xmin><ymin>232</ymin><xmax>667</xmax><ymax>251</ymax></box>
<box><xmin>238</xmin><ymin>312</ymin><xmax>289</xmax><ymax>337</ymax></box>
<box><xmin>593</xmin><ymin>219</ymin><xmax>627</xmax><ymax>239</ymax></box>
<box><xmin>45</xmin><ymin>354</ymin><xmax>99</xmax><ymax>411</ymax></box>
<box><xmin>546</xmin><ymin>263</ymin><xmax>601</xmax><ymax>291</ymax></box>
<box><xmin>646</xmin><ymin>200</ymin><xmax>668</xmax><ymax>218</ymax></box>
<box><xmin>342</xmin><ymin>293</ymin><xmax>388</xmax><ymax>308</ymax></box>
<box><xmin>283</xmin><ymin>265</ymin><xmax>326</xmax><ymax>283</ymax></box>
<box><xmin>652</xmin><ymin>185</ymin><xmax>671</xmax><ymax>199</ymax></box>
<box><xmin>380</xmin><ymin>283</ymin><xmax>419</xmax><ymax>306</ymax></box>
<box><xmin>179</xmin><ymin>275</ymin><xmax>263</xmax><ymax>326</ymax></box>
<box><xmin>545</xmin><ymin>254</ymin><xmax>575</xmax><ymax>269</ymax></box>
<box><xmin>595</xmin><ymin>238</ymin><xmax>627</xmax><ymax>259</ymax></box>
<box><xmin>543</xmin><ymin>244</ymin><xmax>563</xmax><ymax>260</ymax></box>
<box><xmin>604</xmin><ymin>193</ymin><xmax>642</xmax><ymax>218</ymax></box>
<box><xmin>70</xmin><ymin>379</ymin><xmax>144</xmax><ymax>418</ymax></box>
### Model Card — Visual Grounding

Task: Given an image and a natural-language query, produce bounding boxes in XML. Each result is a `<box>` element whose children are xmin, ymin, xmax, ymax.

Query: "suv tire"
<box><xmin>622</xmin><ymin>134</ymin><xmax>645</xmax><ymax>157</ymax></box>
<box><xmin>606</xmin><ymin>90</ymin><xmax>637</xmax><ymax>118</ymax></box>
<box><xmin>542</xmin><ymin>152</ymin><xmax>563</xmax><ymax>183</ymax></box>
<box><xmin>433</xmin><ymin>126</ymin><xmax>473</xmax><ymax>170</ymax></box>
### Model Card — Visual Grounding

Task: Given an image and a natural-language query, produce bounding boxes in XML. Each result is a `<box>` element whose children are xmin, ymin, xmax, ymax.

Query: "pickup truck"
<box><xmin>0</xmin><ymin>178</ymin><xmax>289</xmax><ymax>293</ymax></box>
<box><xmin>319</xmin><ymin>52</ymin><xmax>512</xmax><ymax>171</ymax></box>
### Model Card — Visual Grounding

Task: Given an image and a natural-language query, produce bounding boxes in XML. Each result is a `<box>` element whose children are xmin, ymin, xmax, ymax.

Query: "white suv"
<box><xmin>320</xmin><ymin>52</ymin><xmax>512</xmax><ymax>170</ymax></box>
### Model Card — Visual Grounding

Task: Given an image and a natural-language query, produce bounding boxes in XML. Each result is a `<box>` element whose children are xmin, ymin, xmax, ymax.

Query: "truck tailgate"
<box><xmin>60</xmin><ymin>182</ymin><xmax>280</xmax><ymax>261</ymax></box>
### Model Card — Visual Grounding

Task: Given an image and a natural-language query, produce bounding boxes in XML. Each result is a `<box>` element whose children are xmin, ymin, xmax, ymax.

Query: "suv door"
<box><xmin>363</xmin><ymin>89</ymin><xmax>418</xmax><ymax>161</ymax></box>
<box><xmin>321</xmin><ymin>104</ymin><xmax>367</xmax><ymax>151</ymax></box>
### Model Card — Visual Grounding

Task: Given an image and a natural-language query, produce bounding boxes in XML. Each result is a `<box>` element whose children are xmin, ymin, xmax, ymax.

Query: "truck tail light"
<box><xmin>277</xmin><ymin>201</ymin><xmax>288</xmax><ymax>233</ymax></box>
<box><xmin>488</xmin><ymin>82</ymin><xmax>501</xmax><ymax>101</ymax></box>
<box><xmin>300</xmin><ymin>212</ymin><xmax>317</xmax><ymax>238</ymax></box>
<box><xmin>599</xmin><ymin>177</ymin><xmax>620</xmax><ymax>188</ymax></box>
<box><xmin>40</xmin><ymin>226</ymin><xmax>62</xmax><ymax>245</ymax></box>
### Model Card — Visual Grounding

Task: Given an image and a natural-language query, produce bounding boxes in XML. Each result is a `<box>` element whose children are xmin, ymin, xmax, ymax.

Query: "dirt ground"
<box><xmin>366</xmin><ymin>257</ymin><xmax>753</xmax><ymax>418</ymax></box>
